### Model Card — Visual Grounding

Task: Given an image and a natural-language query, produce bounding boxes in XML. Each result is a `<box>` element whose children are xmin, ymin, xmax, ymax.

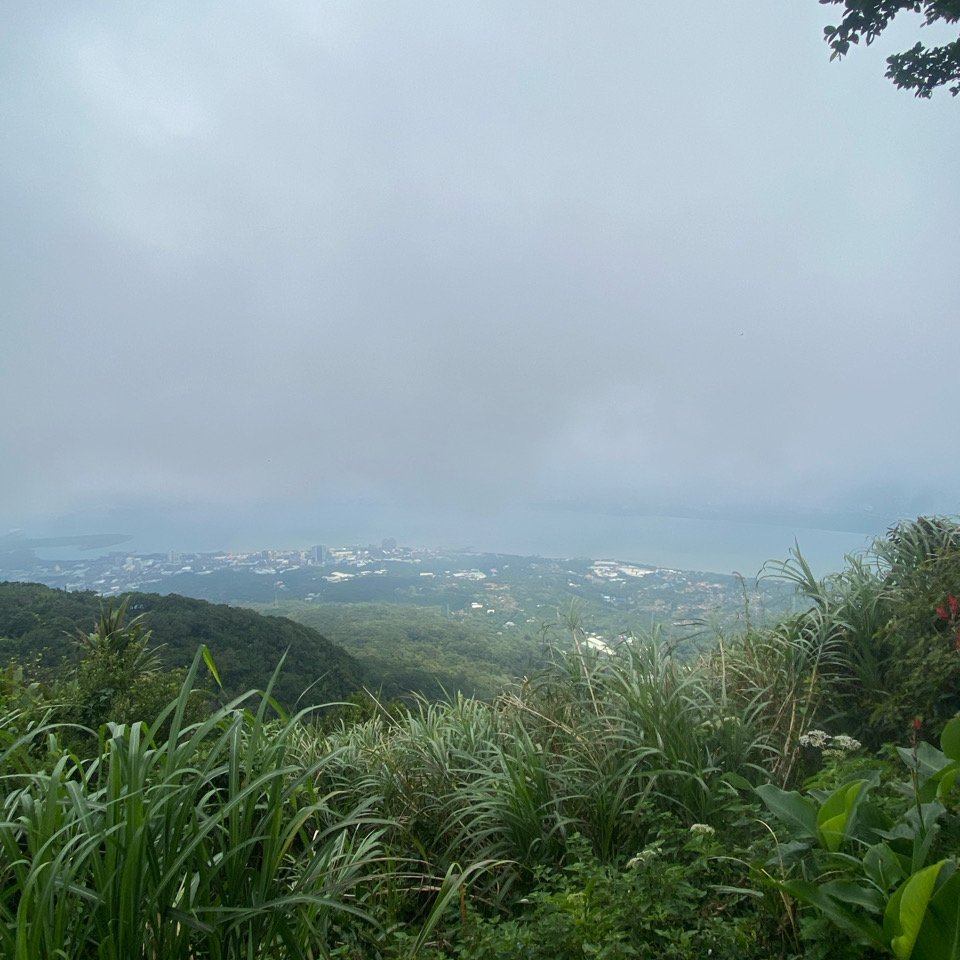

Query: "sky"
<box><xmin>2</xmin><ymin>2</ymin><xmax>958</xmax><ymax>572</ymax></box>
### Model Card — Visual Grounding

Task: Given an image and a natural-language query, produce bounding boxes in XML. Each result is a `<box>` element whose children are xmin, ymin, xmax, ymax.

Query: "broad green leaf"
<box><xmin>878</xmin><ymin>801</ymin><xmax>945</xmax><ymax>874</ymax></box>
<box><xmin>768</xmin><ymin>838</ymin><xmax>813</xmax><ymax>867</ymax></box>
<box><xmin>817</xmin><ymin>780</ymin><xmax>869</xmax><ymax>852</ymax></box>
<box><xmin>913</xmin><ymin>867</ymin><xmax>960</xmax><ymax>960</ymax></box>
<box><xmin>884</xmin><ymin>861</ymin><xmax>946</xmax><ymax>960</ymax></box>
<box><xmin>721</xmin><ymin>770</ymin><xmax>754</xmax><ymax>791</ymax></box>
<box><xmin>858</xmin><ymin>797</ymin><xmax>891</xmax><ymax>833</ymax></box>
<box><xmin>781</xmin><ymin>879</ymin><xmax>885</xmax><ymax>946</ymax></box>
<box><xmin>821</xmin><ymin>879</ymin><xmax>885</xmax><ymax>914</ymax></box>
<box><xmin>936</xmin><ymin>766</ymin><xmax>959</xmax><ymax>802</ymax></box>
<box><xmin>899</xmin><ymin>742</ymin><xmax>950</xmax><ymax>789</ymax></box>
<box><xmin>941</xmin><ymin>718</ymin><xmax>960</xmax><ymax>763</ymax></box>
<box><xmin>905</xmin><ymin>802</ymin><xmax>945</xmax><ymax>875</ymax></box>
<box><xmin>864</xmin><ymin>842</ymin><xmax>905</xmax><ymax>891</ymax></box>
<box><xmin>756</xmin><ymin>784</ymin><xmax>818</xmax><ymax>838</ymax></box>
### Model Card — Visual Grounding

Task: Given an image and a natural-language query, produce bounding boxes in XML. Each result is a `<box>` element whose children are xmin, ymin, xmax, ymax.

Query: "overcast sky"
<box><xmin>2</xmin><ymin>2</ymin><xmax>958</xmax><ymax>567</ymax></box>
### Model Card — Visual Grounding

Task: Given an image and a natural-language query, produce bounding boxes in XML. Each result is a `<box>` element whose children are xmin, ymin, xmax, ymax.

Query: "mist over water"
<box><xmin>2</xmin><ymin>6</ymin><xmax>957</xmax><ymax>559</ymax></box>
<box><xmin>21</xmin><ymin>500</ymin><xmax>880</xmax><ymax>578</ymax></box>
<box><xmin>480</xmin><ymin>511</ymin><xmax>875</xmax><ymax>577</ymax></box>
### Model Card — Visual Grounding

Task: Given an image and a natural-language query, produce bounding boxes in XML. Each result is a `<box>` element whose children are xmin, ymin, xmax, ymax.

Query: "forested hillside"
<box><xmin>259</xmin><ymin>600</ymin><xmax>546</xmax><ymax>700</ymax></box>
<box><xmin>0</xmin><ymin>582</ymin><xmax>365</xmax><ymax>710</ymax></box>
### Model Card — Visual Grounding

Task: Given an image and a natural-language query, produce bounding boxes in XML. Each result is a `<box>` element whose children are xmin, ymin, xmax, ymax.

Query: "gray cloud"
<box><xmin>2</xmin><ymin>2</ymin><xmax>958</xmax><ymax>559</ymax></box>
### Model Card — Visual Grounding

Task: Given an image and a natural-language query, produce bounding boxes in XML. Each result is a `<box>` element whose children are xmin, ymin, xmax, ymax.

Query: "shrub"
<box><xmin>414</xmin><ymin>825</ymin><xmax>773</xmax><ymax>960</ymax></box>
<box><xmin>755</xmin><ymin>717</ymin><xmax>960</xmax><ymax>959</ymax></box>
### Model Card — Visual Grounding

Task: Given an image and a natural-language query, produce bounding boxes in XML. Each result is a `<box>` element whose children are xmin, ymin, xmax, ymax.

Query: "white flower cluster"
<box><xmin>626</xmin><ymin>847</ymin><xmax>661</xmax><ymax>869</ymax></box>
<box><xmin>798</xmin><ymin>729</ymin><xmax>830</xmax><ymax>748</ymax></box>
<box><xmin>689</xmin><ymin>823</ymin><xmax>716</xmax><ymax>836</ymax></box>
<box><xmin>798</xmin><ymin>729</ymin><xmax>861</xmax><ymax>753</ymax></box>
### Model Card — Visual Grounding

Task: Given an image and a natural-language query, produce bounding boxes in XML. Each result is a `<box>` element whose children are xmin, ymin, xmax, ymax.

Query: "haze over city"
<box><xmin>2</xmin><ymin>3</ymin><xmax>957</xmax><ymax>575</ymax></box>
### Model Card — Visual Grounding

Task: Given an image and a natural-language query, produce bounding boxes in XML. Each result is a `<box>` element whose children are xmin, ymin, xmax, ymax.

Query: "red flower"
<box><xmin>949</xmin><ymin>595</ymin><xmax>960</xmax><ymax>617</ymax></box>
<box><xmin>913</xmin><ymin>717</ymin><xmax>923</xmax><ymax>732</ymax></box>
<box><xmin>937</xmin><ymin>605</ymin><xmax>949</xmax><ymax>621</ymax></box>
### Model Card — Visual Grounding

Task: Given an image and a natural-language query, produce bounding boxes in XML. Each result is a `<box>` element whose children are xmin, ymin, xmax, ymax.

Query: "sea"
<box><xmin>19</xmin><ymin>501</ymin><xmax>894</xmax><ymax>579</ymax></box>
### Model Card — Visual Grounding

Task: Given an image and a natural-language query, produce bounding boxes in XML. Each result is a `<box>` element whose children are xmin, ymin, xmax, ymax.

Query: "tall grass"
<box><xmin>317</xmin><ymin>629</ymin><xmax>778</xmax><ymax>912</ymax></box>
<box><xmin>11</xmin><ymin>529</ymin><xmax>946</xmax><ymax>956</ymax></box>
<box><xmin>0</xmin><ymin>651</ymin><xmax>385</xmax><ymax>960</ymax></box>
<box><xmin>0</xmin><ymin>612</ymin><xmax>846</xmax><ymax>956</ymax></box>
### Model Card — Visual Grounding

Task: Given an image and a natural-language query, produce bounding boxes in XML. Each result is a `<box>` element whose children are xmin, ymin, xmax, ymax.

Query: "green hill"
<box><xmin>0</xmin><ymin>581</ymin><xmax>365</xmax><ymax>711</ymax></box>
<box><xmin>258</xmin><ymin>600</ymin><xmax>546</xmax><ymax>700</ymax></box>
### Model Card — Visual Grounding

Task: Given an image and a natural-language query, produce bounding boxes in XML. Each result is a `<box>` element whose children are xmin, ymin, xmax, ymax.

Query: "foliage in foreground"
<box><xmin>819</xmin><ymin>0</ymin><xmax>960</xmax><ymax>97</ymax></box>
<box><xmin>0</xmin><ymin>653</ymin><xmax>385</xmax><ymax>960</ymax></box>
<box><xmin>0</xmin><ymin>515</ymin><xmax>958</xmax><ymax>958</ymax></box>
<box><xmin>401</xmin><ymin>826</ymin><xmax>770</xmax><ymax>960</ymax></box>
<box><xmin>757</xmin><ymin>718</ymin><xmax>960</xmax><ymax>959</ymax></box>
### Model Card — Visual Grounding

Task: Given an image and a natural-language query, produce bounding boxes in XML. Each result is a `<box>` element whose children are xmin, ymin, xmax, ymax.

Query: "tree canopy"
<box><xmin>0</xmin><ymin>582</ymin><xmax>366</xmax><ymax>711</ymax></box>
<box><xmin>820</xmin><ymin>0</ymin><xmax>960</xmax><ymax>96</ymax></box>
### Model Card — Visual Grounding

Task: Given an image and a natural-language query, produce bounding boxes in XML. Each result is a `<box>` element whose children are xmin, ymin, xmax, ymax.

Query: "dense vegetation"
<box><xmin>0</xmin><ymin>583</ymin><xmax>365</xmax><ymax>712</ymax></box>
<box><xmin>1</xmin><ymin>516</ymin><xmax>959</xmax><ymax>958</ymax></box>
<box><xmin>258</xmin><ymin>601</ymin><xmax>545</xmax><ymax>701</ymax></box>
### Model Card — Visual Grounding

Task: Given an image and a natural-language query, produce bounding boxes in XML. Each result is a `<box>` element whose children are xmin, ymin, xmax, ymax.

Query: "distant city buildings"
<box><xmin>0</xmin><ymin>537</ymin><xmax>792</xmax><ymax>637</ymax></box>
<box><xmin>0</xmin><ymin>538</ymin><xmax>421</xmax><ymax>597</ymax></box>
